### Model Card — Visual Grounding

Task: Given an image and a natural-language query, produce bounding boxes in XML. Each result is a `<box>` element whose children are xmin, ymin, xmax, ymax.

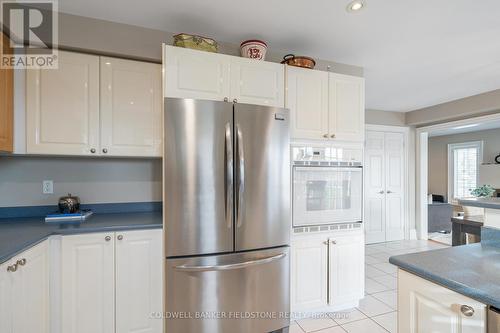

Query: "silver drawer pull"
<box><xmin>16</xmin><ymin>258</ymin><xmax>27</xmax><ymax>266</ymax></box>
<box><xmin>174</xmin><ymin>253</ymin><xmax>286</xmax><ymax>272</ymax></box>
<box><xmin>460</xmin><ymin>305</ymin><xmax>475</xmax><ymax>317</ymax></box>
<box><xmin>7</xmin><ymin>263</ymin><xmax>18</xmax><ymax>272</ymax></box>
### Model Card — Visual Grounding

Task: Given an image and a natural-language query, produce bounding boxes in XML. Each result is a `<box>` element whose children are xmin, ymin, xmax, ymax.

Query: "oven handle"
<box><xmin>293</xmin><ymin>166</ymin><xmax>363</xmax><ymax>172</ymax></box>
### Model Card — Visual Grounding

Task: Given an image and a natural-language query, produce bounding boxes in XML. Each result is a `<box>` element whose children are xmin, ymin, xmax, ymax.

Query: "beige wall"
<box><xmin>428</xmin><ymin>128</ymin><xmax>500</xmax><ymax>198</ymax></box>
<box><xmin>365</xmin><ymin>109</ymin><xmax>406</xmax><ymax>126</ymax></box>
<box><xmin>407</xmin><ymin>90</ymin><xmax>500</xmax><ymax>126</ymax></box>
<box><xmin>0</xmin><ymin>156</ymin><xmax>162</xmax><ymax>207</ymax></box>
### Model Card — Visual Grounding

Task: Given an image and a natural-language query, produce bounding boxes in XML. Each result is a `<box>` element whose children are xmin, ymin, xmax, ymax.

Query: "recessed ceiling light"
<box><xmin>347</xmin><ymin>0</ymin><xmax>365</xmax><ymax>12</ymax></box>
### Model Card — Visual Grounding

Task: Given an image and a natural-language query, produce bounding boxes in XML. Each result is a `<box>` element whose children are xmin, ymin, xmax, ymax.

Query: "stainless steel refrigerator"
<box><xmin>164</xmin><ymin>98</ymin><xmax>291</xmax><ymax>333</ymax></box>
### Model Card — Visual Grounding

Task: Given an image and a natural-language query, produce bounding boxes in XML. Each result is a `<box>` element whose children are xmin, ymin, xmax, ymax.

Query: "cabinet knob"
<box><xmin>387</xmin><ymin>190</ymin><xmax>393</xmax><ymax>194</ymax></box>
<box><xmin>16</xmin><ymin>258</ymin><xmax>27</xmax><ymax>266</ymax></box>
<box><xmin>102</xmin><ymin>148</ymin><xmax>108</xmax><ymax>154</ymax></box>
<box><xmin>378</xmin><ymin>190</ymin><xmax>385</xmax><ymax>194</ymax></box>
<box><xmin>90</xmin><ymin>148</ymin><xmax>96</xmax><ymax>154</ymax></box>
<box><xmin>117</xmin><ymin>235</ymin><xmax>123</xmax><ymax>240</ymax></box>
<box><xmin>330</xmin><ymin>134</ymin><xmax>336</xmax><ymax>139</ymax></box>
<box><xmin>224</xmin><ymin>97</ymin><xmax>229</xmax><ymax>102</ymax></box>
<box><xmin>323</xmin><ymin>241</ymin><xmax>329</xmax><ymax>245</ymax></box>
<box><xmin>105</xmin><ymin>236</ymin><xmax>111</xmax><ymax>241</ymax></box>
<box><xmin>323</xmin><ymin>134</ymin><xmax>329</xmax><ymax>138</ymax></box>
<box><xmin>7</xmin><ymin>263</ymin><xmax>18</xmax><ymax>272</ymax></box>
<box><xmin>330</xmin><ymin>240</ymin><xmax>337</xmax><ymax>244</ymax></box>
<box><xmin>233</xmin><ymin>99</ymin><xmax>238</xmax><ymax>103</ymax></box>
<box><xmin>460</xmin><ymin>305</ymin><xmax>475</xmax><ymax>317</ymax></box>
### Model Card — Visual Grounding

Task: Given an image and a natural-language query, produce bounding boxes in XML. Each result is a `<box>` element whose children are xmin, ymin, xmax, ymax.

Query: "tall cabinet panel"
<box><xmin>286</xmin><ymin>66</ymin><xmax>329</xmax><ymax>140</ymax></box>
<box><xmin>164</xmin><ymin>45</ymin><xmax>230</xmax><ymax>101</ymax></box>
<box><xmin>61</xmin><ymin>233</ymin><xmax>115</xmax><ymax>333</ymax></box>
<box><xmin>328</xmin><ymin>73</ymin><xmax>365</xmax><ymax>142</ymax></box>
<box><xmin>26</xmin><ymin>51</ymin><xmax>100</xmax><ymax>155</ymax></box>
<box><xmin>115</xmin><ymin>230</ymin><xmax>163</xmax><ymax>333</ymax></box>
<box><xmin>0</xmin><ymin>32</ymin><xmax>13</xmax><ymax>152</ymax></box>
<box><xmin>100</xmin><ymin>57</ymin><xmax>162</xmax><ymax>157</ymax></box>
<box><xmin>230</xmin><ymin>57</ymin><xmax>284</xmax><ymax>107</ymax></box>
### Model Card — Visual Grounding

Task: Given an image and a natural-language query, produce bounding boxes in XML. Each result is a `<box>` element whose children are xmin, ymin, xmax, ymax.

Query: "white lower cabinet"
<box><xmin>0</xmin><ymin>241</ymin><xmax>50</xmax><ymax>333</ymax></box>
<box><xmin>61</xmin><ymin>229</ymin><xmax>163</xmax><ymax>333</ymax></box>
<box><xmin>291</xmin><ymin>230</ymin><xmax>364</xmax><ymax>313</ymax></box>
<box><xmin>398</xmin><ymin>269</ymin><xmax>486</xmax><ymax>333</ymax></box>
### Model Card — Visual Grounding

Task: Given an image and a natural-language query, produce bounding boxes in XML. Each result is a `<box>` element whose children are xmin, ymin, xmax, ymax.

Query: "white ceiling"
<box><xmin>58</xmin><ymin>0</ymin><xmax>500</xmax><ymax>112</ymax></box>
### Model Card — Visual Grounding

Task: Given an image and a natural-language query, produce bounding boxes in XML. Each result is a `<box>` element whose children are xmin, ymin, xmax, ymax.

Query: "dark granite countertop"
<box><xmin>451</xmin><ymin>215</ymin><xmax>484</xmax><ymax>227</ymax></box>
<box><xmin>390</xmin><ymin>242</ymin><xmax>500</xmax><ymax>308</ymax></box>
<box><xmin>0</xmin><ymin>211</ymin><xmax>162</xmax><ymax>264</ymax></box>
<box><xmin>458</xmin><ymin>198</ymin><xmax>500</xmax><ymax>209</ymax></box>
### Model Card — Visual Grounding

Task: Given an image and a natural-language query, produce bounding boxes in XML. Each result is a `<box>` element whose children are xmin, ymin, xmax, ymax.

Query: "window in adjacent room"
<box><xmin>447</xmin><ymin>141</ymin><xmax>483</xmax><ymax>201</ymax></box>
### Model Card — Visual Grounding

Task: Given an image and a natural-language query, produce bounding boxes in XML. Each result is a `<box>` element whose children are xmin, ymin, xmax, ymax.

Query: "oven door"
<box><xmin>293</xmin><ymin>166</ymin><xmax>362</xmax><ymax>227</ymax></box>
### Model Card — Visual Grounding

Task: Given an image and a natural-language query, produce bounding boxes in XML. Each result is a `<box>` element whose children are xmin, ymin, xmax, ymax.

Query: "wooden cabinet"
<box><xmin>286</xmin><ymin>66</ymin><xmax>329</xmax><ymax>140</ymax></box>
<box><xmin>286</xmin><ymin>67</ymin><xmax>365</xmax><ymax>142</ymax></box>
<box><xmin>291</xmin><ymin>235</ymin><xmax>328</xmax><ymax>312</ymax></box>
<box><xmin>164</xmin><ymin>45</ymin><xmax>285</xmax><ymax>107</ymax></box>
<box><xmin>100</xmin><ymin>57</ymin><xmax>162</xmax><ymax>157</ymax></box>
<box><xmin>115</xmin><ymin>230</ymin><xmax>163</xmax><ymax>333</ymax></box>
<box><xmin>0</xmin><ymin>241</ymin><xmax>50</xmax><ymax>333</ymax></box>
<box><xmin>0</xmin><ymin>32</ymin><xmax>13</xmax><ymax>152</ymax></box>
<box><xmin>328</xmin><ymin>233</ymin><xmax>364</xmax><ymax>306</ymax></box>
<box><xmin>61</xmin><ymin>230</ymin><xmax>163</xmax><ymax>333</ymax></box>
<box><xmin>26</xmin><ymin>51</ymin><xmax>100</xmax><ymax>155</ymax></box>
<box><xmin>291</xmin><ymin>230</ymin><xmax>364</xmax><ymax>312</ymax></box>
<box><xmin>398</xmin><ymin>269</ymin><xmax>486</xmax><ymax>333</ymax></box>
<box><xmin>329</xmin><ymin>73</ymin><xmax>365</xmax><ymax>141</ymax></box>
<box><xmin>26</xmin><ymin>50</ymin><xmax>162</xmax><ymax>157</ymax></box>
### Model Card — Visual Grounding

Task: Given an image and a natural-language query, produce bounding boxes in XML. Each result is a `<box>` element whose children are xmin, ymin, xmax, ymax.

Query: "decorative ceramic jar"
<box><xmin>240</xmin><ymin>40</ymin><xmax>267</xmax><ymax>60</ymax></box>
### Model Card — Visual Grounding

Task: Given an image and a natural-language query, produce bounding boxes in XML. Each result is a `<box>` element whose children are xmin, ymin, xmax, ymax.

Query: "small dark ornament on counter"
<box><xmin>495</xmin><ymin>153</ymin><xmax>500</xmax><ymax>164</ymax></box>
<box><xmin>58</xmin><ymin>194</ymin><xmax>81</xmax><ymax>213</ymax></box>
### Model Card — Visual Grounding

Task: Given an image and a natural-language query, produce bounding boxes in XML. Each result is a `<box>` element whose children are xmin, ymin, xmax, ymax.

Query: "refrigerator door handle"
<box><xmin>236</xmin><ymin>124</ymin><xmax>245</xmax><ymax>228</ymax></box>
<box><xmin>224</xmin><ymin>122</ymin><xmax>234</xmax><ymax>229</ymax></box>
<box><xmin>173</xmin><ymin>253</ymin><xmax>286</xmax><ymax>272</ymax></box>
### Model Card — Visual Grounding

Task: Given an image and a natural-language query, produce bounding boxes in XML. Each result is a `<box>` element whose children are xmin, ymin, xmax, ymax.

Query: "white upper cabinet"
<box><xmin>229</xmin><ymin>57</ymin><xmax>284</xmax><ymax>107</ymax></box>
<box><xmin>164</xmin><ymin>45</ymin><xmax>230</xmax><ymax>101</ymax></box>
<box><xmin>329</xmin><ymin>73</ymin><xmax>365</xmax><ymax>142</ymax></box>
<box><xmin>100</xmin><ymin>57</ymin><xmax>162</xmax><ymax>157</ymax></box>
<box><xmin>26</xmin><ymin>51</ymin><xmax>100</xmax><ymax>155</ymax></box>
<box><xmin>286</xmin><ymin>66</ymin><xmax>329</xmax><ymax>140</ymax></box>
<box><xmin>163</xmin><ymin>45</ymin><xmax>285</xmax><ymax>107</ymax></box>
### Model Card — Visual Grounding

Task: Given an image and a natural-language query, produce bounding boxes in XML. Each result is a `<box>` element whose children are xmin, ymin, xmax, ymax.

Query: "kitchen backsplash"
<box><xmin>0</xmin><ymin>156</ymin><xmax>162</xmax><ymax>207</ymax></box>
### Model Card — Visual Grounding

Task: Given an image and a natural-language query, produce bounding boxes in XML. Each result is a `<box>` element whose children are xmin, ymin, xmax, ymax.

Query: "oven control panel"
<box><xmin>292</xmin><ymin>146</ymin><xmax>363</xmax><ymax>164</ymax></box>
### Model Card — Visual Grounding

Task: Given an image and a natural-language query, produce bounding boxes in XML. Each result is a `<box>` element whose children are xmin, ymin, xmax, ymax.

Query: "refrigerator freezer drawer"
<box><xmin>166</xmin><ymin>247</ymin><xmax>290</xmax><ymax>333</ymax></box>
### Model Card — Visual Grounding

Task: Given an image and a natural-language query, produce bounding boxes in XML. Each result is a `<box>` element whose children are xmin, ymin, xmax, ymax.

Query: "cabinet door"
<box><xmin>328</xmin><ymin>73</ymin><xmax>365</xmax><ymax>141</ymax></box>
<box><xmin>12</xmin><ymin>241</ymin><xmax>50</xmax><ymax>333</ymax></box>
<box><xmin>26</xmin><ymin>51</ymin><xmax>100</xmax><ymax>155</ymax></box>
<box><xmin>0</xmin><ymin>259</ymin><xmax>13</xmax><ymax>333</ymax></box>
<box><xmin>328</xmin><ymin>233</ymin><xmax>364</xmax><ymax>306</ymax></box>
<box><xmin>230</xmin><ymin>57</ymin><xmax>284</xmax><ymax>107</ymax></box>
<box><xmin>0</xmin><ymin>32</ymin><xmax>13</xmax><ymax>152</ymax></box>
<box><xmin>384</xmin><ymin>132</ymin><xmax>405</xmax><ymax>241</ymax></box>
<box><xmin>291</xmin><ymin>236</ymin><xmax>328</xmax><ymax>312</ymax></box>
<box><xmin>398</xmin><ymin>269</ymin><xmax>486</xmax><ymax>333</ymax></box>
<box><xmin>286</xmin><ymin>66</ymin><xmax>329</xmax><ymax>140</ymax></box>
<box><xmin>364</xmin><ymin>131</ymin><xmax>386</xmax><ymax>244</ymax></box>
<box><xmin>61</xmin><ymin>233</ymin><xmax>115</xmax><ymax>333</ymax></box>
<box><xmin>115</xmin><ymin>229</ymin><xmax>163</xmax><ymax>333</ymax></box>
<box><xmin>100</xmin><ymin>57</ymin><xmax>162</xmax><ymax>157</ymax></box>
<box><xmin>164</xmin><ymin>45</ymin><xmax>230</xmax><ymax>101</ymax></box>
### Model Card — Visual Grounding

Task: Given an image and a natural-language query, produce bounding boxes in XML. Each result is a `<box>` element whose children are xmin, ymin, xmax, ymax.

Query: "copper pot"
<box><xmin>281</xmin><ymin>54</ymin><xmax>316</xmax><ymax>69</ymax></box>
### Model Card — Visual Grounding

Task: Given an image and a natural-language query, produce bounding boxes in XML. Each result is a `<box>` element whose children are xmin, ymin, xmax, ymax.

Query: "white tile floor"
<box><xmin>290</xmin><ymin>239</ymin><xmax>449</xmax><ymax>333</ymax></box>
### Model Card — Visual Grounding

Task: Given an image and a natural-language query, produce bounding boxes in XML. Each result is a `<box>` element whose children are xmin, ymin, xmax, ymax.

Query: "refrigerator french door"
<box><xmin>163</xmin><ymin>98</ymin><xmax>290</xmax><ymax>333</ymax></box>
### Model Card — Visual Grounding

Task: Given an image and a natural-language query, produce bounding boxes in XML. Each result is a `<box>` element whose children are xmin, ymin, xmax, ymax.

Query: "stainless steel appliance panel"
<box><xmin>166</xmin><ymin>247</ymin><xmax>290</xmax><ymax>333</ymax></box>
<box><xmin>234</xmin><ymin>104</ymin><xmax>290</xmax><ymax>251</ymax></box>
<box><xmin>490</xmin><ymin>307</ymin><xmax>500</xmax><ymax>333</ymax></box>
<box><xmin>164</xmin><ymin>98</ymin><xmax>234</xmax><ymax>257</ymax></box>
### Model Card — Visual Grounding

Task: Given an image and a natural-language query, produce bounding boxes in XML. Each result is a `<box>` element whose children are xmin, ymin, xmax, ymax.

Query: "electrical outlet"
<box><xmin>42</xmin><ymin>180</ymin><xmax>53</xmax><ymax>194</ymax></box>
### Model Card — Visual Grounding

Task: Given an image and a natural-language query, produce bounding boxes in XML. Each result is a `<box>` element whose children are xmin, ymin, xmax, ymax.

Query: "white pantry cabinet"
<box><xmin>291</xmin><ymin>229</ymin><xmax>364</xmax><ymax>312</ymax></box>
<box><xmin>398</xmin><ymin>269</ymin><xmax>486</xmax><ymax>333</ymax></box>
<box><xmin>100</xmin><ymin>57</ymin><xmax>162</xmax><ymax>157</ymax></box>
<box><xmin>26</xmin><ymin>51</ymin><xmax>100</xmax><ymax>155</ymax></box>
<box><xmin>286</xmin><ymin>67</ymin><xmax>365</xmax><ymax>142</ymax></box>
<box><xmin>286</xmin><ymin>66</ymin><xmax>329</xmax><ymax>140</ymax></box>
<box><xmin>26</xmin><ymin>50</ymin><xmax>162</xmax><ymax>157</ymax></box>
<box><xmin>61</xmin><ymin>229</ymin><xmax>163</xmax><ymax>333</ymax></box>
<box><xmin>163</xmin><ymin>45</ymin><xmax>285</xmax><ymax>107</ymax></box>
<box><xmin>0</xmin><ymin>241</ymin><xmax>50</xmax><ymax>333</ymax></box>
